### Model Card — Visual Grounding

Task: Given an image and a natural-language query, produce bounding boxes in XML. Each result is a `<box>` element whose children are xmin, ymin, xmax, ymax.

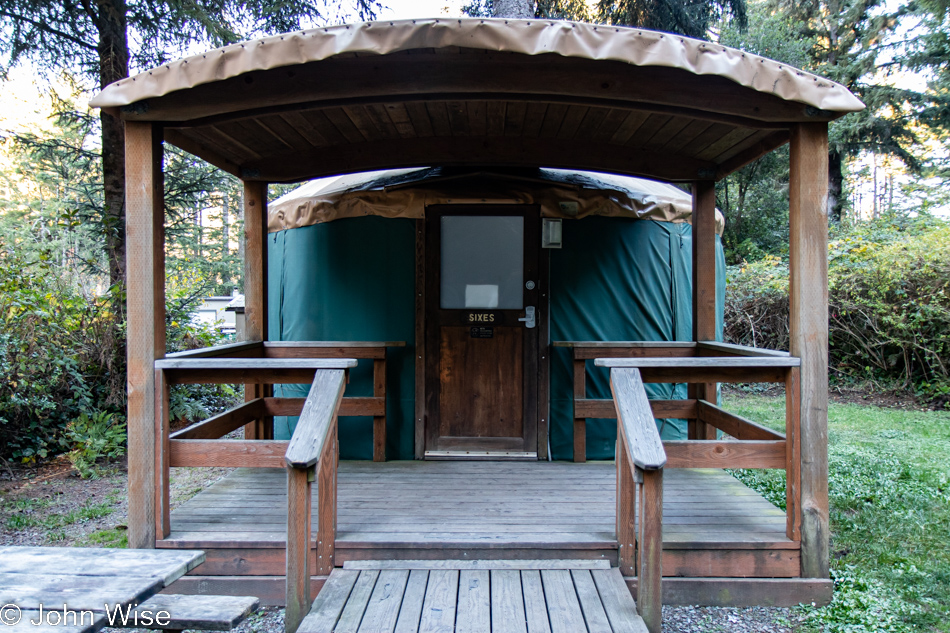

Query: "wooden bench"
<box><xmin>125</xmin><ymin>594</ymin><xmax>260</xmax><ymax>632</ymax></box>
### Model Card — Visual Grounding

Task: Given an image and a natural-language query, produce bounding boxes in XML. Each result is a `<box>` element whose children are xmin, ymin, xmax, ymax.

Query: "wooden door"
<box><xmin>425</xmin><ymin>206</ymin><xmax>540</xmax><ymax>457</ymax></box>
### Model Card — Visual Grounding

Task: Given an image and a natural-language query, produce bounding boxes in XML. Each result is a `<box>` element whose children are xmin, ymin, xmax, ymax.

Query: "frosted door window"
<box><xmin>441</xmin><ymin>216</ymin><xmax>524</xmax><ymax>309</ymax></box>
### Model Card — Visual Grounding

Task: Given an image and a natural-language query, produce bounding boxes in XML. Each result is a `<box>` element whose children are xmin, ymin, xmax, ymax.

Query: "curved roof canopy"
<box><xmin>92</xmin><ymin>18</ymin><xmax>863</xmax><ymax>183</ymax></box>
<box><xmin>267</xmin><ymin>167</ymin><xmax>725</xmax><ymax>234</ymax></box>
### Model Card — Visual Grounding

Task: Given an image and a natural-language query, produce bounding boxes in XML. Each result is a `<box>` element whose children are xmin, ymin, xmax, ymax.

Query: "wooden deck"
<box><xmin>160</xmin><ymin>461</ymin><xmax>800</xmax><ymax>588</ymax></box>
<box><xmin>299</xmin><ymin>561</ymin><xmax>647</xmax><ymax>633</ymax></box>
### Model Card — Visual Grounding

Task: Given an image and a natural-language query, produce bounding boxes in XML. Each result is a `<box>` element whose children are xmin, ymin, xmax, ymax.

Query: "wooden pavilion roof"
<box><xmin>92</xmin><ymin>19</ymin><xmax>863</xmax><ymax>183</ymax></box>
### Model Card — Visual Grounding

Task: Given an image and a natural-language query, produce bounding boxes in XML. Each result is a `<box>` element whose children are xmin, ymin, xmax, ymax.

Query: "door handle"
<box><xmin>518</xmin><ymin>306</ymin><xmax>536</xmax><ymax>329</ymax></box>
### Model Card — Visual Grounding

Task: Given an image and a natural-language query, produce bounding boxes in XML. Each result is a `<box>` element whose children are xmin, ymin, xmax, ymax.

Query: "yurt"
<box><xmin>265</xmin><ymin>167</ymin><xmax>725</xmax><ymax>461</ymax></box>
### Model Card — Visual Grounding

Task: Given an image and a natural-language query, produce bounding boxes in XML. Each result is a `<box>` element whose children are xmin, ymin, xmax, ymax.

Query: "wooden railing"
<box><xmin>581</xmin><ymin>341</ymin><xmax>801</xmax><ymax>543</ymax></box>
<box><xmin>610</xmin><ymin>367</ymin><xmax>666</xmax><ymax>633</ymax></box>
<box><xmin>165</xmin><ymin>340</ymin><xmax>405</xmax><ymax>462</ymax></box>
<box><xmin>283</xmin><ymin>369</ymin><xmax>347</xmax><ymax>633</ymax></box>
<box><xmin>154</xmin><ymin>354</ymin><xmax>354</xmax><ymax>633</ymax></box>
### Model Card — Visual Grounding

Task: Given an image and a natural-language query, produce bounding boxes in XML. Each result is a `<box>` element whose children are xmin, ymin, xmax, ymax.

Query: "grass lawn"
<box><xmin>725</xmin><ymin>392</ymin><xmax>950</xmax><ymax>633</ymax></box>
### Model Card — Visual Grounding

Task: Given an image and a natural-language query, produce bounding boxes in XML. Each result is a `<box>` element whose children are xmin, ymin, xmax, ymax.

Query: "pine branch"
<box><xmin>0</xmin><ymin>9</ymin><xmax>97</xmax><ymax>52</ymax></box>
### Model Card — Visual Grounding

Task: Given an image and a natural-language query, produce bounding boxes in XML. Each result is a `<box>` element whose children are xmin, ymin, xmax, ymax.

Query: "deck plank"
<box><xmin>300</xmin><ymin>570</ymin><xmax>359</xmax><ymax>633</ymax></box>
<box><xmin>591</xmin><ymin>569</ymin><xmax>648</xmax><ymax>633</ymax></box>
<box><xmin>571</xmin><ymin>569</ymin><xmax>612</xmax><ymax>633</ymax></box>
<box><xmin>520</xmin><ymin>571</ymin><xmax>552</xmax><ymax>633</ymax></box>
<box><xmin>334</xmin><ymin>570</ymin><xmax>379</xmax><ymax>633</ymax></box>
<box><xmin>393</xmin><ymin>570</ymin><xmax>429</xmax><ymax>633</ymax></box>
<box><xmin>357</xmin><ymin>570</ymin><xmax>409</xmax><ymax>633</ymax></box>
<box><xmin>490</xmin><ymin>570</ymin><xmax>527</xmax><ymax>633</ymax></box>
<box><xmin>540</xmin><ymin>570</ymin><xmax>587</xmax><ymax>633</ymax></box>
<box><xmin>166</xmin><ymin>462</ymin><xmax>796</xmax><ymax>570</ymax></box>
<box><xmin>456</xmin><ymin>570</ymin><xmax>490</xmax><ymax>633</ymax></box>
<box><xmin>417</xmin><ymin>569</ymin><xmax>459</xmax><ymax>633</ymax></box>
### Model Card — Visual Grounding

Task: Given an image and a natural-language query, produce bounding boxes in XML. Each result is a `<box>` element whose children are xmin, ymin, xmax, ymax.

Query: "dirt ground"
<box><xmin>725</xmin><ymin>382</ymin><xmax>933</xmax><ymax>411</ymax></box>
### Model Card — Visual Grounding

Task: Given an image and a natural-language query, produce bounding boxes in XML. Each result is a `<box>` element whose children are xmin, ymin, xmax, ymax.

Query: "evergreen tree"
<box><xmin>596</xmin><ymin>0</ymin><xmax>747</xmax><ymax>37</ymax></box>
<box><xmin>766</xmin><ymin>0</ymin><xmax>949</xmax><ymax>220</ymax></box>
<box><xmin>0</xmin><ymin>0</ymin><xmax>380</xmax><ymax>299</ymax></box>
<box><xmin>466</xmin><ymin>0</ymin><xmax>747</xmax><ymax>37</ymax></box>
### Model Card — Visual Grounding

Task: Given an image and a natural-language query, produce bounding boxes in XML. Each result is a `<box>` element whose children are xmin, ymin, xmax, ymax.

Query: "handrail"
<box><xmin>610</xmin><ymin>368</ymin><xmax>667</xmax><ymax>471</ymax></box>
<box><xmin>155</xmin><ymin>358</ymin><xmax>358</xmax><ymax>370</ymax></box>
<box><xmin>696</xmin><ymin>341</ymin><xmax>791</xmax><ymax>358</ymax></box>
<box><xmin>597</xmin><ymin>356</ymin><xmax>800</xmax><ymax>368</ymax></box>
<box><xmin>285</xmin><ymin>369</ymin><xmax>347</xmax><ymax>469</ymax></box>
<box><xmin>165</xmin><ymin>340</ymin><xmax>264</xmax><ymax>358</ymax></box>
<box><xmin>284</xmin><ymin>368</ymin><xmax>349</xmax><ymax>633</ymax></box>
<box><xmin>609</xmin><ymin>367</ymin><xmax>665</xmax><ymax>633</ymax></box>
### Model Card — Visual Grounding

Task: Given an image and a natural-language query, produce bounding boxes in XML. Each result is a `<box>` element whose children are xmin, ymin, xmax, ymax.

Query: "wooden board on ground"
<box><xmin>128</xmin><ymin>594</ymin><xmax>260</xmax><ymax>630</ymax></box>
<box><xmin>0</xmin><ymin>547</ymin><xmax>205</xmax><ymax>586</ymax></box>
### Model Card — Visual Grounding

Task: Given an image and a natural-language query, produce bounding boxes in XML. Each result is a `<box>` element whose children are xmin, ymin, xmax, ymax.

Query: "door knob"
<box><xmin>518</xmin><ymin>306</ymin><xmax>536</xmax><ymax>329</ymax></box>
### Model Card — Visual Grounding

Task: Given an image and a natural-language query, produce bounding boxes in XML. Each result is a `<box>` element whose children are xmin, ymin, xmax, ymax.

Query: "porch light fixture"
<box><xmin>542</xmin><ymin>218</ymin><xmax>562</xmax><ymax>249</ymax></box>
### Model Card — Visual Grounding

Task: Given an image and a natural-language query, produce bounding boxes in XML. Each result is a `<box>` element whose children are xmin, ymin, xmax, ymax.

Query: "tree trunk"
<box><xmin>97</xmin><ymin>0</ymin><xmax>130</xmax><ymax>296</ymax></box>
<box><xmin>222</xmin><ymin>191</ymin><xmax>231</xmax><ymax>289</ymax></box>
<box><xmin>493</xmin><ymin>0</ymin><xmax>534</xmax><ymax>18</ymax></box>
<box><xmin>828</xmin><ymin>149</ymin><xmax>843</xmax><ymax>223</ymax></box>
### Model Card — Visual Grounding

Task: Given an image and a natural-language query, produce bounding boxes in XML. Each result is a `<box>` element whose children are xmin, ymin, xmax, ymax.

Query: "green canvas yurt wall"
<box><xmin>267</xmin><ymin>217</ymin><xmax>417</xmax><ymax>459</ymax></box>
<box><xmin>266</xmin><ymin>213</ymin><xmax>724</xmax><ymax>461</ymax></box>
<box><xmin>548</xmin><ymin>218</ymin><xmax>726</xmax><ymax>461</ymax></box>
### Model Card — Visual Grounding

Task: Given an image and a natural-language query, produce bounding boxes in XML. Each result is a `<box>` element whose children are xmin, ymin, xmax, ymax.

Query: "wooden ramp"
<box><xmin>298</xmin><ymin>560</ymin><xmax>648</xmax><ymax>633</ymax></box>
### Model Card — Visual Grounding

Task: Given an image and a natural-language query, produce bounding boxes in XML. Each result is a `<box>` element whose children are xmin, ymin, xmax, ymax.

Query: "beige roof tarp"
<box><xmin>91</xmin><ymin>18</ymin><xmax>863</xmax><ymax>114</ymax></box>
<box><xmin>267</xmin><ymin>168</ymin><xmax>725</xmax><ymax>234</ymax></box>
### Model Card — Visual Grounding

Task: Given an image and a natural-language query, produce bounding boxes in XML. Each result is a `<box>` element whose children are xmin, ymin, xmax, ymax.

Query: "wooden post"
<box><xmin>155</xmin><ymin>369</ymin><xmax>170</xmax><ymax>539</ymax></box>
<box><xmin>125</xmin><ymin>121</ymin><xmax>165</xmax><ymax>549</ymax></box>
<box><xmin>616</xmin><ymin>435</ymin><xmax>635</xmax><ymax>575</ymax></box>
<box><xmin>285</xmin><ymin>466</ymin><xmax>312</xmax><ymax>633</ymax></box>
<box><xmin>785</xmin><ymin>367</ymin><xmax>802</xmax><ymax>541</ymax></box>
<box><xmin>789</xmin><ymin>122</ymin><xmax>830</xmax><ymax>579</ymax></box>
<box><xmin>373</xmin><ymin>357</ymin><xmax>386</xmax><ymax>461</ymax></box>
<box><xmin>638</xmin><ymin>467</ymin><xmax>663</xmax><ymax>633</ymax></box>
<box><xmin>414</xmin><ymin>220</ymin><xmax>426</xmax><ymax>460</ymax></box>
<box><xmin>573</xmin><ymin>358</ymin><xmax>586</xmax><ymax>462</ymax></box>
<box><xmin>690</xmin><ymin>180</ymin><xmax>718</xmax><ymax>439</ymax></box>
<box><xmin>315</xmin><ymin>421</ymin><xmax>338</xmax><ymax>576</ymax></box>
<box><xmin>243</xmin><ymin>181</ymin><xmax>269</xmax><ymax>440</ymax></box>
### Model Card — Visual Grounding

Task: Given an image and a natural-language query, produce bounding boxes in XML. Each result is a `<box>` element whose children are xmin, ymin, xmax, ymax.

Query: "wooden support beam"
<box><xmin>663</xmin><ymin>440</ymin><xmax>786</xmax><ymax>469</ymax></box>
<box><xmin>573</xmin><ymin>359</ymin><xmax>586</xmax><ymax>463</ymax></box>
<box><xmin>170</xmin><ymin>399</ymin><xmax>267</xmax><ymax>439</ymax></box>
<box><xmin>616</xmin><ymin>437</ymin><xmax>635</xmax><ymax>576</ymax></box>
<box><xmin>691</xmin><ymin>180</ymin><xmax>718</xmax><ymax>440</ymax></box>
<box><xmin>315</xmin><ymin>423</ymin><xmax>338</xmax><ymax>577</ymax></box>
<box><xmin>637</xmin><ymin>467</ymin><xmax>663</xmax><ymax>633</ymax></box>
<box><xmin>575</xmin><ymin>398</ymin><xmax>698</xmax><ymax>420</ymax></box>
<box><xmin>789</xmin><ymin>122</ymin><xmax>830</xmax><ymax>579</ymax></box>
<box><xmin>243</xmin><ymin>180</ymin><xmax>269</xmax><ymax>440</ymax></box>
<box><xmin>285</xmin><ymin>466</ymin><xmax>312</xmax><ymax>633</ymax></box>
<box><xmin>786</xmin><ymin>367</ymin><xmax>802</xmax><ymax>541</ymax></box>
<box><xmin>373</xmin><ymin>358</ymin><xmax>386</xmax><ymax>462</ymax></box>
<box><xmin>696</xmin><ymin>400</ymin><xmax>786</xmax><ymax>441</ymax></box>
<box><xmin>155</xmin><ymin>369</ymin><xmax>170</xmax><ymax>539</ymax></box>
<box><xmin>414</xmin><ymin>220</ymin><xmax>426</xmax><ymax>460</ymax></box>
<box><xmin>126</xmin><ymin>121</ymin><xmax>164</xmax><ymax>549</ymax></box>
<box><xmin>169</xmin><ymin>440</ymin><xmax>288</xmax><ymax>468</ymax></box>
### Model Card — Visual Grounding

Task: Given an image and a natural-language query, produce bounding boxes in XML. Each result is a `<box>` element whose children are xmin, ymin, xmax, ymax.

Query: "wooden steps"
<box><xmin>298</xmin><ymin>561</ymin><xmax>647</xmax><ymax>633</ymax></box>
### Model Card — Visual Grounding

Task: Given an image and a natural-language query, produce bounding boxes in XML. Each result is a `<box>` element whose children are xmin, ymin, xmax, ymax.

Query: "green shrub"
<box><xmin>0</xmin><ymin>246</ymin><xmax>121</xmax><ymax>461</ymax></box>
<box><xmin>65</xmin><ymin>411</ymin><xmax>127</xmax><ymax>478</ymax></box>
<box><xmin>725</xmin><ymin>215</ymin><xmax>950</xmax><ymax>400</ymax></box>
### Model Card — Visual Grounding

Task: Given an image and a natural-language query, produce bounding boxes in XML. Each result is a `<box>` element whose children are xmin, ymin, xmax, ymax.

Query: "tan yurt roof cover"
<box><xmin>267</xmin><ymin>167</ymin><xmax>725</xmax><ymax>234</ymax></box>
<box><xmin>91</xmin><ymin>19</ymin><xmax>862</xmax><ymax>114</ymax></box>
